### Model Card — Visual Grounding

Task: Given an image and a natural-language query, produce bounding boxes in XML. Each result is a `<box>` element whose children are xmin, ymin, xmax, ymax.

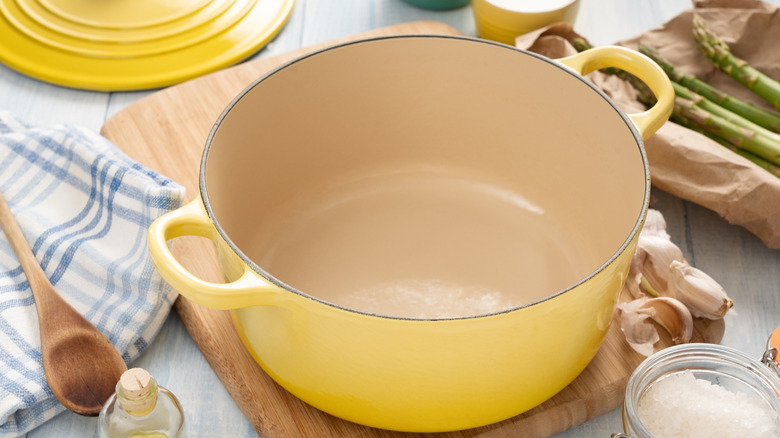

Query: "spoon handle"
<box><xmin>0</xmin><ymin>191</ymin><xmax>68</xmax><ymax>333</ymax></box>
<box><xmin>0</xmin><ymin>192</ymin><xmax>52</xmax><ymax>291</ymax></box>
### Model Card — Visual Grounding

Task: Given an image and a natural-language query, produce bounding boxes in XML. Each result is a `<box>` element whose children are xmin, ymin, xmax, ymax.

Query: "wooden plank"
<box><xmin>101</xmin><ymin>21</ymin><xmax>723</xmax><ymax>438</ymax></box>
<box><xmin>0</xmin><ymin>64</ymin><xmax>110</xmax><ymax>131</ymax></box>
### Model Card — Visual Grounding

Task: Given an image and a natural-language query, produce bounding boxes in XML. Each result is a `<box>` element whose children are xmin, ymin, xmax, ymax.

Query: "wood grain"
<box><xmin>101</xmin><ymin>21</ymin><xmax>723</xmax><ymax>437</ymax></box>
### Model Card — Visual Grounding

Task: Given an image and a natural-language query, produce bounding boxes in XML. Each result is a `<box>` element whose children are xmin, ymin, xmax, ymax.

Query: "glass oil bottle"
<box><xmin>98</xmin><ymin>368</ymin><xmax>186</xmax><ymax>438</ymax></box>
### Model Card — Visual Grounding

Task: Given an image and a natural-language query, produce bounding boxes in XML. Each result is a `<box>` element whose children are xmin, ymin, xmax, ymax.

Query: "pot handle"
<box><xmin>148</xmin><ymin>199</ymin><xmax>283</xmax><ymax>310</ymax></box>
<box><xmin>556</xmin><ymin>46</ymin><xmax>674</xmax><ymax>141</ymax></box>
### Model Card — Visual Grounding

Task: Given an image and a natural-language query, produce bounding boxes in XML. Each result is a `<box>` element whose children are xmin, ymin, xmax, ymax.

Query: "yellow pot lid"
<box><xmin>0</xmin><ymin>0</ymin><xmax>295</xmax><ymax>91</ymax></box>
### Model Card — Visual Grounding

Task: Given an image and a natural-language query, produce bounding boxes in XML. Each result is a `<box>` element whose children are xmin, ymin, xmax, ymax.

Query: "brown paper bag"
<box><xmin>517</xmin><ymin>0</ymin><xmax>780</xmax><ymax>249</ymax></box>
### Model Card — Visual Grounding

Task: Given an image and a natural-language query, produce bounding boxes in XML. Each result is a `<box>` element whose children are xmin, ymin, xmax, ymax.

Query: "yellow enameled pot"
<box><xmin>148</xmin><ymin>36</ymin><xmax>672</xmax><ymax>432</ymax></box>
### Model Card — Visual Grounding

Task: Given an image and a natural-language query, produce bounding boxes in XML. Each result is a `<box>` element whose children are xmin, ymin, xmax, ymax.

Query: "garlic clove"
<box><xmin>636</xmin><ymin>234</ymin><xmax>684</xmax><ymax>296</ymax></box>
<box><xmin>642</xmin><ymin>208</ymin><xmax>671</xmax><ymax>240</ymax></box>
<box><xmin>624</xmin><ymin>254</ymin><xmax>645</xmax><ymax>299</ymax></box>
<box><xmin>640</xmin><ymin>296</ymin><xmax>694</xmax><ymax>344</ymax></box>
<box><xmin>618</xmin><ymin>298</ymin><xmax>660</xmax><ymax>356</ymax></box>
<box><xmin>670</xmin><ymin>260</ymin><xmax>734</xmax><ymax>319</ymax></box>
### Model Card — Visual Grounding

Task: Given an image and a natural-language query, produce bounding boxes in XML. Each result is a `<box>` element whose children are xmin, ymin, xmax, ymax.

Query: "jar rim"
<box><xmin>623</xmin><ymin>343</ymin><xmax>780</xmax><ymax>437</ymax></box>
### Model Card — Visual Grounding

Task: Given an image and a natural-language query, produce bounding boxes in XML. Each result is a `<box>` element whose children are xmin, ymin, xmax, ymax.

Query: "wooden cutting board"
<box><xmin>101</xmin><ymin>21</ymin><xmax>724</xmax><ymax>438</ymax></box>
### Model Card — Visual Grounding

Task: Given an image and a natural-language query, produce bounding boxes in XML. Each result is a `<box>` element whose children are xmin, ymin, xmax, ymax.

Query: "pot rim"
<box><xmin>199</xmin><ymin>34</ymin><xmax>651</xmax><ymax>321</ymax></box>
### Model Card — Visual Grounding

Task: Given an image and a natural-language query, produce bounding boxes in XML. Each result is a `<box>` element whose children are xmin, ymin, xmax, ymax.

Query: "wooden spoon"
<box><xmin>0</xmin><ymin>192</ymin><xmax>127</xmax><ymax>416</ymax></box>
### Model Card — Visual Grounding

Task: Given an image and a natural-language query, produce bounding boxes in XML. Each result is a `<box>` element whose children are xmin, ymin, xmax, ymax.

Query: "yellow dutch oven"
<box><xmin>148</xmin><ymin>36</ymin><xmax>672</xmax><ymax>432</ymax></box>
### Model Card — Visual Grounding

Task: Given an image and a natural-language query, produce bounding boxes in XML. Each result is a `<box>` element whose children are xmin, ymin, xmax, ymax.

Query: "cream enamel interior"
<box><xmin>202</xmin><ymin>36</ymin><xmax>647</xmax><ymax>319</ymax></box>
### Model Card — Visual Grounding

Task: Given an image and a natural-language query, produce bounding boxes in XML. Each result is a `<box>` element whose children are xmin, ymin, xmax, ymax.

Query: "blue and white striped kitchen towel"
<box><xmin>0</xmin><ymin>112</ymin><xmax>186</xmax><ymax>437</ymax></box>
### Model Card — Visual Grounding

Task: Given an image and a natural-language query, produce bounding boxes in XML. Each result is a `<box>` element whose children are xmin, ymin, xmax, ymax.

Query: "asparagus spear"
<box><xmin>539</xmin><ymin>23</ymin><xmax>780</xmax><ymax>176</ymax></box>
<box><xmin>653</xmin><ymin>56</ymin><xmax>780</xmax><ymax>175</ymax></box>
<box><xmin>673</xmin><ymin>96</ymin><xmax>780</xmax><ymax>165</ymax></box>
<box><xmin>693</xmin><ymin>14</ymin><xmax>780</xmax><ymax>111</ymax></box>
<box><xmin>671</xmin><ymin>112</ymin><xmax>780</xmax><ymax>178</ymax></box>
<box><xmin>672</xmin><ymin>82</ymin><xmax>780</xmax><ymax>139</ymax></box>
<box><xmin>639</xmin><ymin>44</ymin><xmax>780</xmax><ymax>133</ymax></box>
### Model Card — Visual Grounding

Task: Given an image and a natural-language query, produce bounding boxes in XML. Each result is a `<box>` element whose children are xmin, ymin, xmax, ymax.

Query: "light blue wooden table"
<box><xmin>3</xmin><ymin>0</ymin><xmax>779</xmax><ymax>436</ymax></box>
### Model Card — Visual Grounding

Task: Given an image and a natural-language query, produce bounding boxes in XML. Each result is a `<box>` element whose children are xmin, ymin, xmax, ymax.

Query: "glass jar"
<box><xmin>615</xmin><ymin>342</ymin><xmax>780</xmax><ymax>438</ymax></box>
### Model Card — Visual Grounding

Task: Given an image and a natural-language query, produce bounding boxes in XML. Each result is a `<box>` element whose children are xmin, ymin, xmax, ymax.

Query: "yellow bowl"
<box><xmin>148</xmin><ymin>35</ymin><xmax>672</xmax><ymax>432</ymax></box>
<box><xmin>473</xmin><ymin>0</ymin><xmax>581</xmax><ymax>45</ymax></box>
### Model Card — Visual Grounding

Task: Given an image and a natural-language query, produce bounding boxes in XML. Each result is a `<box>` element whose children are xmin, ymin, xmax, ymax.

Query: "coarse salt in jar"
<box><xmin>616</xmin><ymin>340</ymin><xmax>780</xmax><ymax>438</ymax></box>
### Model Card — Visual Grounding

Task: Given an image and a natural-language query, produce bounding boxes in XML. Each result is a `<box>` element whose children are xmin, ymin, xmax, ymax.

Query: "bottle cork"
<box><xmin>118</xmin><ymin>368</ymin><xmax>157</xmax><ymax>416</ymax></box>
<box><xmin>120</xmin><ymin>368</ymin><xmax>152</xmax><ymax>397</ymax></box>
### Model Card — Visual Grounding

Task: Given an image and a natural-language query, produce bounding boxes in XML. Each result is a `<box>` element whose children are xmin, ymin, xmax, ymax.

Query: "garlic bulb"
<box><xmin>635</xmin><ymin>234</ymin><xmax>684</xmax><ymax>296</ymax></box>
<box><xmin>617</xmin><ymin>208</ymin><xmax>733</xmax><ymax>356</ymax></box>
<box><xmin>630</xmin><ymin>209</ymin><xmax>685</xmax><ymax>297</ymax></box>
